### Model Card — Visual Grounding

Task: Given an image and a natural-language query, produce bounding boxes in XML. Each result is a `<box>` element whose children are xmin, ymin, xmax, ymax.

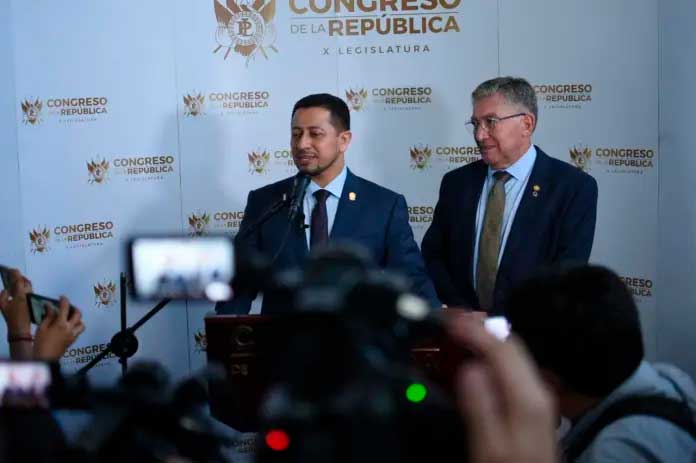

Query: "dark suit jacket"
<box><xmin>216</xmin><ymin>169</ymin><xmax>440</xmax><ymax>314</ymax></box>
<box><xmin>421</xmin><ymin>147</ymin><xmax>598</xmax><ymax>314</ymax></box>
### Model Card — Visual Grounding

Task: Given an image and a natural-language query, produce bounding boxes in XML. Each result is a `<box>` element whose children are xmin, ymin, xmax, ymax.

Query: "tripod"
<box><xmin>77</xmin><ymin>272</ymin><xmax>170</xmax><ymax>376</ymax></box>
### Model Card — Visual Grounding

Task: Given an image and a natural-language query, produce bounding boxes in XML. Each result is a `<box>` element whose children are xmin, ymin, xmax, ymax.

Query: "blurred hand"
<box><xmin>33</xmin><ymin>296</ymin><xmax>85</xmax><ymax>361</ymax></box>
<box><xmin>0</xmin><ymin>268</ymin><xmax>33</xmax><ymax>335</ymax></box>
<box><xmin>450</xmin><ymin>318</ymin><xmax>558</xmax><ymax>463</ymax></box>
<box><xmin>441</xmin><ymin>307</ymin><xmax>487</xmax><ymax>324</ymax></box>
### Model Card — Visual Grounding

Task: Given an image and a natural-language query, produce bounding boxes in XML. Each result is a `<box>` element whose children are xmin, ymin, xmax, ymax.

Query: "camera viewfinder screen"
<box><xmin>0</xmin><ymin>362</ymin><xmax>51</xmax><ymax>408</ymax></box>
<box><xmin>130</xmin><ymin>236</ymin><xmax>234</xmax><ymax>301</ymax></box>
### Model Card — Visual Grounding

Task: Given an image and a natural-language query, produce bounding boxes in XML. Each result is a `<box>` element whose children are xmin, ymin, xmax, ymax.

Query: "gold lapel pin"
<box><xmin>532</xmin><ymin>185</ymin><xmax>541</xmax><ymax>197</ymax></box>
<box><xmin>349</xmin><ymin>192</ymin><xmax>357</xmax><ymax>201</ymax></box>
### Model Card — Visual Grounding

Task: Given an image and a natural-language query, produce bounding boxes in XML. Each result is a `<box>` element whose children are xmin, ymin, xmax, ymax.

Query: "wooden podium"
<box><xmin>205</xmin><ymin>315</ymin><xmax>279</xmax><ymax>431</ymax></box>
<box><xmin>205</xmin><ymin>314</ymin><xmax>458</xmax><ymax>431</ymax></box>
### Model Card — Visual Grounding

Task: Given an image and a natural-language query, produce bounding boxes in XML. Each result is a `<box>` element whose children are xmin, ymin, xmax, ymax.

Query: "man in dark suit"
<box><xmin>421</xmin><ymin>77</ymin><xmax>598</xmax><ymax>315</ymax></box>
<box><xmin>216</xmin><ymin>93</ymin><xmax>439</xmax><ymax>314</ymax></box>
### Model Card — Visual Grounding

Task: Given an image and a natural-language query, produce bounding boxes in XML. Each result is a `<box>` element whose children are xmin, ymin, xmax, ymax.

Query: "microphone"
<box><xmin>288</xmin><ymin>173</ymin><xmax>311</xmax><ymax>223</ymax></box>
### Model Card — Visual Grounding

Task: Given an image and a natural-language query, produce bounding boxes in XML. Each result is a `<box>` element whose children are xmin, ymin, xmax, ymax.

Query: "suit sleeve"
<box><xmin>215</xmin><ymin>190</ymin><xmax>259</xmax><ymax>314</ymax></box>
<box><xmin>554</xmin><ymin>174</ymin><xmax>598</xmax><ymax>263</ymax></box>
<box><xmin>384</xmin><ymin>194</ymin><xmax>441</xmax><ymax>309</ymax></box>
<box><xmin>421</xmin><ymin>177</ymin><xmax>469</xmax><ymax>306</ymax></box>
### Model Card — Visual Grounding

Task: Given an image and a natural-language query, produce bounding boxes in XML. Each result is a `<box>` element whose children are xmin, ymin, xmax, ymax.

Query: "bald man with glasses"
<box><xmin>422</xmin><ymin>76</ymin><xmax>598</xmax><ymax>315</ymax></box>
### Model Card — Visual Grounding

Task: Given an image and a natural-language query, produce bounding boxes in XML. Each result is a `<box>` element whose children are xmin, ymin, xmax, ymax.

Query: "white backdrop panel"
<box><xmin>657</xmin><ymin>0</ymin><xmax>696</xmax><ymax>377</ymax></box>
<box><xmin>11</xmin><ymin>0</ymin><xmax>189</xmax><ymax>383</ymax></box>
<box><xmin>0</xmin><ymin>0</ymin><xmax>24</xmax><ymax>358</ymax></box>
<box><xmin>0</xmin><ymin>0</ymin><xmax>669</xmax><ymax>378</ymax></box>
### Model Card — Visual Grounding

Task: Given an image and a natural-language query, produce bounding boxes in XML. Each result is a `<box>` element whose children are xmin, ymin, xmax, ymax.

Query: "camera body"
<box><xmin>232</xmin><ymin>245</ymin><xmax>470</xmax><ymax>463</ymax></box>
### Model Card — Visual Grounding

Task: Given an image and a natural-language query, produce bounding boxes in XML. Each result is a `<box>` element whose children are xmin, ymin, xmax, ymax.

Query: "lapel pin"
<box><xmin>532</xmin><ymin>185</ymin><xmax>541</xmax><ymax>197</ymax></box>
<box><xmin>349</xmin><ymin>192</ymin><xmax>357</xmax><ymax>201</ymax></box>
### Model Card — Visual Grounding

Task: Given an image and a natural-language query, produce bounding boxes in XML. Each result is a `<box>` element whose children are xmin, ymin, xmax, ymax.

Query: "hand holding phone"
<box><xmin>0</xmin><ymin>267</ymin><xmax>34</xmax><ymax>335</ymax></box>
<box><xmin>26</xmin><ymin>293</ymin><xmax>76</xmax><ymax>325</ymax></box>
<box><xmin>0</xmin><ymin>265</ymin><xmax>12</xmax><ymax>290</ymax></box>
<box><xmin>32</xmin><ymin>296</ymin><xmax>85</xmax><ymax>361</ymax></box>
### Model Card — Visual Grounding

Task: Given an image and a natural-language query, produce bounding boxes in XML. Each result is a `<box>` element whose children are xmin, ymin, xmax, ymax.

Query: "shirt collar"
<box><xmin>488</xmin><ymin>144</ymin><xmax>537</xmax><ymax>181</ymax></box>
<box><xmin>306</xmin><ymin>165</ymin><xmax>348</xmax><ymax>199</ymax></box>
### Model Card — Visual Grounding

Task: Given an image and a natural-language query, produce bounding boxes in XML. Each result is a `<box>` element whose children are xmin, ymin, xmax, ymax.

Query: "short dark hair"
<box><xmin>292</xmin><ymin>93</ymin><xmax>350</xmax><ymax>131</ymax></box>
<box><xmin>505</xmin><ymin>264</ymin><xmax>644</xmax><ymax>397</ymax></box>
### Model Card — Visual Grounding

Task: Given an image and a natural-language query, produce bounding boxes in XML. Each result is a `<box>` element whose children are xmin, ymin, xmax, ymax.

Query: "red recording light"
<box><xmin>265</xmin><ymin>429</ymin><xmax>290</xmax><ymax>451</ymax></box>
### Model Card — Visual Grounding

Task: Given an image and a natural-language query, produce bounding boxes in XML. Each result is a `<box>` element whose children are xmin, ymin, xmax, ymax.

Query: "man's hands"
<box><xmin>34</xmin><ymin>296</ymin><xmax>85</xmax><ymax>361</ymax></box>
<box><xmin>450</xmin><ymin>317</ymin><xmax>558</xmax><ymax>463</ymax></box>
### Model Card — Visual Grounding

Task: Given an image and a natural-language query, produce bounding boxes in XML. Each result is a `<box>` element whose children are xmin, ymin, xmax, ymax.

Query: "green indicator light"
<box><xmin>406</xmin><ymin>383</ymin><xmax>427</xmax><ymax>403</ymax></box>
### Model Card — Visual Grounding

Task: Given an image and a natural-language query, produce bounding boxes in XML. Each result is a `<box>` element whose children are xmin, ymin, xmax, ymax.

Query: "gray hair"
<box><xmin>472</xmin><ymin>76</ymin><xmax>538</xmax><ymax>122</ymax></box>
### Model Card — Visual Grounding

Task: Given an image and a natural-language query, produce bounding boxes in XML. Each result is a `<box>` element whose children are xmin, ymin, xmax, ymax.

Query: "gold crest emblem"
<box><xmin>87</xmin><ymin>158</ymin><xmax>110</xmax><ymax>184</ymax></box>
<box><xmin>213</xmin><ymin>0</ymin><xmax>278</xmax><ymax>66</ymax></box>
<box><xmin>194</xmin><ymin>330</ymin><xmax>208</xmax><ymax>352</ymax></box>
<box><xmin>188</xmin><ymin>212</ymin><xmax>211</xmax><ymax>236</ymax></box>
<box><xmin>410</xmin><ymin>145</ymin><xmax>432</xmax><ymax>170</ymax></box>
<box><xmin>248</xmin><ymin>150</ymin><xmax>270</xmax><ymax>174</ymax></box>
<box><xmin>21</xmin><ymin>98</ymin><xmax>43</xmax><ymax>125</ymax></box>
<box><xmin>94</xmin><ymin>281</ymin><xmax>117</xmax><ymax>308</ymax></box>
<box><xmin>29</xmin><ymin>227</ymin><xmax>51</xmax><ymax>254</ymax></box>
<box><xmin>569</xmin><ymin>146</ymin><xmax>592</xmax><ymax>171</ymax></box>
<box><xmin>345</xmin><ymin>89</ymin><xmax>368</xmax><ymax>111</ymax></box>
<box><xmin>183</xmin><ymin>93</ymin><xmax>205</xmax><ymax>116</ymax></box>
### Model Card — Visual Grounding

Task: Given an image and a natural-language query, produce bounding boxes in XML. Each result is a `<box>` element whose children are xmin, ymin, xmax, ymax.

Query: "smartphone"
<box><xmin>26</xmin><ymin>293</ymin><xmax>67</xmax><ymax>325</ymax></box>
<box><xmin>128</xmin><ymin>235</ymin><xmax>235</xmax><ymax>301</ymax></box>
<box><xmin>0</xmin><ymin>361</ymin><xmax>52</xmax><ymax>408</ymax></box>
<box><xmin>0</xmin><ymin>264</ymin><xmax>12</xmax><ymax>290</ymax></box>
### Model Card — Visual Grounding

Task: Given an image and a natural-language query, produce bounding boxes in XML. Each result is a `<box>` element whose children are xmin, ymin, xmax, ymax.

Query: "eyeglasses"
<box><xmin>465</xmin><ymin>113</ymin><xmax>528</xmax><ymax>134</ymax></box>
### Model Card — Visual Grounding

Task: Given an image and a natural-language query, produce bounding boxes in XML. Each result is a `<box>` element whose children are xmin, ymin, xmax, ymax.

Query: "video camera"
<box><xmin>126</xmin><ymin>233</ymin><xmax>474</xmax><ymax>462</ymax></box>
<box><xmin>216</xmin><ymin>244</ymin><xmax>470</xmax><ymax>463</ymax></box>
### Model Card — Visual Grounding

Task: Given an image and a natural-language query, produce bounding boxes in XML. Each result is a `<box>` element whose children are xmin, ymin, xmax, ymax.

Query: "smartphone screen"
<box><xmin>129</xmin><ymin>236</ymin><xmax>235</xmax><ymax>301</ymax></box>
<box><xmin>0</xmin><ymin>265</ymin><xmax>12</xmax><ymax>290</ymax></box>
<box><xmin>0</xmin><ymin>361</ymin><xmax>51</xmax><ymax>408</ymax></box>
<box><xmin>484</xmin><ymin>316</ymin><xmax>511</xmax><ymax>341</ymax></box>
<box><xmin>26</xmin><ymin>293</ymin><xmax>60</xmax><ymax>325</ymax></box>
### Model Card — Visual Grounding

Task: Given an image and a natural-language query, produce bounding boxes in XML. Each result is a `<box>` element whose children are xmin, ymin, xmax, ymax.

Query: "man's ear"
<box><xmin>523</xmin><ymin>113</ymin><xmax>536</xmax><ymax>135</ymax></box>
<box><xmin>339</xmin><ymin>130</ymin><xmax>352</xmax><ymax>153</ymax></box>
